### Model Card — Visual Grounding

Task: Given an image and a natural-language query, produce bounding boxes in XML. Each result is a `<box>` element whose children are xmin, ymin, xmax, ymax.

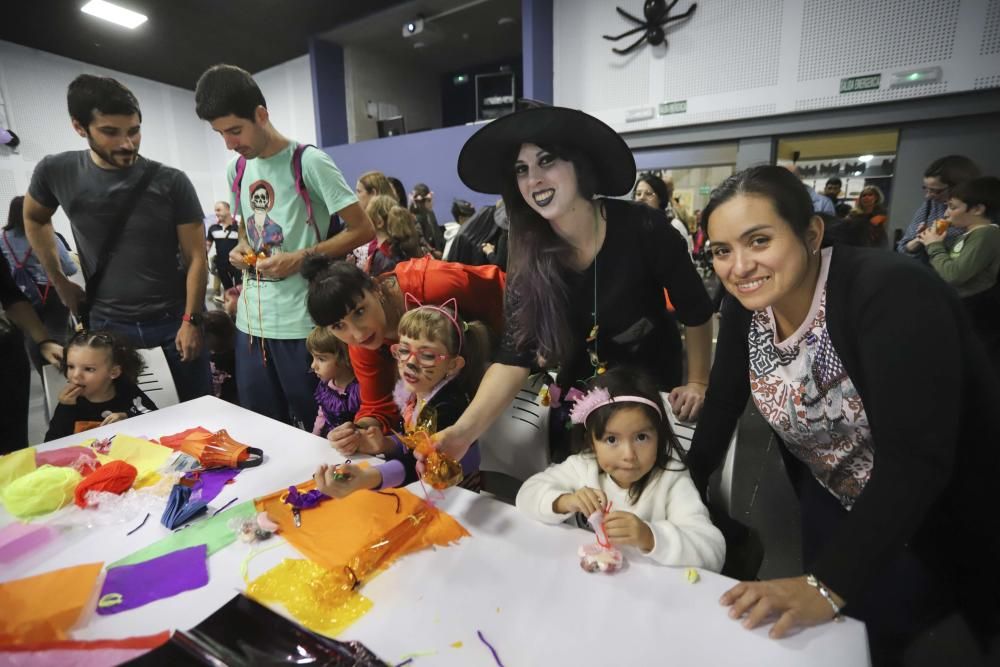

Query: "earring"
<box><xmin>812</xmin><ymin>248</ymin><xmax>819</xmax><ymax>256</ymax></box>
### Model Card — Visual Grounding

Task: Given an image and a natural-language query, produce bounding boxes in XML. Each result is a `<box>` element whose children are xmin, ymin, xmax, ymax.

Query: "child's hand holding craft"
<box><xmin>553</xmin><ymin>487</ymin><xmax>607</xmax><ymax>516</ymax></box>
<box><xmin>313</xmin><ymin>463</ymin><xmax>380</xmax><ymax>498</ymax></box>
<box><xmin>604</xmin><ymin>511</ymin><xmax>654</xmax><ymax>552</ymax></box>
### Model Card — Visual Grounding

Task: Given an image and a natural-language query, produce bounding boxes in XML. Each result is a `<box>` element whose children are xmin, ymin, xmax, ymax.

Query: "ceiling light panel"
<box><xmin>81</xmin><ymin>0</ymin><xmax>148</xmax><ymax>29</ymax></box>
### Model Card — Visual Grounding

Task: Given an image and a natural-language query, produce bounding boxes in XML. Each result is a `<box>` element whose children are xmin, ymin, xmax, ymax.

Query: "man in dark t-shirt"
<box><xmin>23</xmin><ymin>74</ymin><xmax>211</xmax><ymax>401</ymax></box>
<box><xmin>206</xmin><ymin>201</ymin><xmax>242</xmax><ymax>291</ymax></box>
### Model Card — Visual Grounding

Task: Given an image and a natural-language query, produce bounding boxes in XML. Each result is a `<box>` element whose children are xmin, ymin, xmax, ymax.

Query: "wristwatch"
<box><xmin>182</xmin><ymin>312</ymin><xmax>203</xmax><ymax>326</ymax></box>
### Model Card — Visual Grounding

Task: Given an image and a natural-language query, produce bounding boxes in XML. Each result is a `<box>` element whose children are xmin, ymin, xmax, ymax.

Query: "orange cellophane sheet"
<box><xmin>254</xmin><ymin>481</ymin><xmax>469</xmax><ymax>573</ymax></box>
<box><xmin>0</xmin><ymin>562</ymin><xmax>103</xmax><ymax>645</ymax></box>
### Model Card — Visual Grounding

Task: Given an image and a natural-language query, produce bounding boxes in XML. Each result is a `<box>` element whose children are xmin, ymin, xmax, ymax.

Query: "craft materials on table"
<box><xmin>579</xmin><ymin>502</ymin><xmax>624</xmax><ymax>573</ymax></box>
<box><xmin>158</xmin><ymin>427</ymin><xmax>263</xmax><ymax>469</ymax></box>
<box><xmin>248</xmin><ymin>502</ymin><xmax>444</xmax><ymax>636</ymax></box>
<box><xmin>128</xmin><ymin>594</ymin><xmax>389</xmax><ymax>666</ymax></box>
<box><xmin>111</xmin><ymin>500</ymin><xmax>256</xmax><ymax>568</ymax></box>
<box><xmin>0</xmin><ymin>522</ymin><xmax>59</xmax><ymax>563</ymax></box>
<box><xmin>0</xmin><ymin>632</ymin><xmax>171</xmax><ymax>666</ymax></box>
<box><xmin>0</xmin><ymin>448</ymin><xmax>37</xmax><ymax>490</ymax></box>
<box><xmin>74</xmin><ymin>460</ymin><xmax>137</xmax><ymax>508</ymax></box>
<box><xmin>0</xmin><ymin>562</ymin><xmax>103</xmax><ymax>644</ymax></box>
<box><xmin>255</xmin><ymin>481</ymin><xmax>469</xmax><ymax>571</ymax></box>
<box><xmin>0</xmin><ymin>465</ymin><xmax>82</xmax><ymax>519</ymax></box>
<box><xmin>97</xmin><ymin>544</ymin><xmax>210</xmax><ymax>615</ymax></box>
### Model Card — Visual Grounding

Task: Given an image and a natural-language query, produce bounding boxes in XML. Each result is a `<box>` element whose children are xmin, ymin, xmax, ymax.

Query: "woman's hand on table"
<box><xmin>604</xmin><ymin>511</ymin><xmax>654</xmax><ymax>552</ymax></box>
<box><xmin>668</xmin><ymin>382</ymin><xmax>707</xmax><ymax>422</ymax></box>
<box><xmin>720</xmin><ymin>576</ymin><xmax>844</xmax><ymax>639</ymax></box>
<box><xmin>553</xmin><ymin>486</ymin><xmax>607</xmax><ymax>516</ymax></box>
<box><xmin>327</xmin><ymin>422</ymin><xmax>361</xmax><ymax>455</ymax></box>
<box><xmin>313</xmin><ymin>462</ymin><xmax>379</xmax><ymax>498</ymax></box>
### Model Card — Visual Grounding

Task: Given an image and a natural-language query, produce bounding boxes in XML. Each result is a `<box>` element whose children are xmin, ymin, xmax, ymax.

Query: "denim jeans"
<box><xmin>90</xmin><ymin>313</ymin><xmax>211</xmax><ymax>403</ymax></box>
<box><xmin>234</xmin><ymin>330</ymin><xmax>316</xmax><ymax>429</ymax></box>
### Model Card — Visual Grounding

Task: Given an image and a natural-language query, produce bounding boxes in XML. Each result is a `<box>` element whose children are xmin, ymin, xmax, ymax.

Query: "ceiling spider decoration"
<box><xmin>603</xmin><ymin>0</ymin><xmax>698</xmax><ymax>55</ymax></box>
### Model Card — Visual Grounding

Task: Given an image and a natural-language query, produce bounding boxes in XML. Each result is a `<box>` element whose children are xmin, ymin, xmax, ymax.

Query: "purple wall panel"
<box><xmin>324</xmin><ymin>124</ymin><xmax>501</xmax><ymax>219</ymax></box>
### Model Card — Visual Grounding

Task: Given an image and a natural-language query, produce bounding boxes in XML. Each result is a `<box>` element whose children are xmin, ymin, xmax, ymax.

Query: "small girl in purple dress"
<box><xmin>307</xmin><ymin>326</ymin><xmax>361</xmax><ymax>439</ymax></box>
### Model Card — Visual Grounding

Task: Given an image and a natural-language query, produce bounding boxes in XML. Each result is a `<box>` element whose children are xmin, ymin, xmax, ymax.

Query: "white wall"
<box><xmin>0</xmin><ymin>40</ymin><xmax>231</xmax><ymax>247</ymax></box>
<box><xmin>554</xmin><ymin>0</ymin><xmax>1000</xmax><ymax>133</ymax></box>
<box><xmin>343</xmin><ymin>45</ymin><xmax>441</xmax><ymax>143</ymax></box>
<box><xmin>0</xmin><ymin>41</ymin><xmax>319</xmax><ymax>249</ymax></box>
<box><xmin>252</xmin><ymin>55</ymin><xmax>317</xmax><ymax>147</ymax></box>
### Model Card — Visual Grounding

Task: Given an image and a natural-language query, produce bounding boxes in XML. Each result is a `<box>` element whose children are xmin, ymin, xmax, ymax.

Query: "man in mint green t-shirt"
<box><xmin>195</xmin><ymin>65</ymin><xmax>374</xmax><ymax>428</ymax></box>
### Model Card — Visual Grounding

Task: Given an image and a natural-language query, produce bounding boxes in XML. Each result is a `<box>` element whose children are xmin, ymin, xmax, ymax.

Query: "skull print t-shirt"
<box><xmin>747</xmin><ymin>248</ymin><xmax>874</xmax><ymax>510</ymax></box>
<box><xmin>228</xmin><ymin>142</ymin><xmax>357</xmax><ymax>339</ymax></box>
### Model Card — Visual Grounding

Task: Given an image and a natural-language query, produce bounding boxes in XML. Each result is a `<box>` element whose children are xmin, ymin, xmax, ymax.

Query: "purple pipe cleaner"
<box><xmin>283</xmin><ymin>485</ymin><xmax>329</xmax><ymax>509</ymax></box>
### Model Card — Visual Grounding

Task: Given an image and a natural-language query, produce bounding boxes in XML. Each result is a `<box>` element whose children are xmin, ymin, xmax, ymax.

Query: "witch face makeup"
<box><xmin>515</xmin><ymin>143</ymin><xmax>585</xmax><ymax>221</ymax></box>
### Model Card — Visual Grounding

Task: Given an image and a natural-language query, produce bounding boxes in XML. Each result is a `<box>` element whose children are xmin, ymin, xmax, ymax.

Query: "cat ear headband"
<box><xmin>402</xmin><ymin>294</ymin><xmax>465</xmax><ymax>354</ymax></box>
<box><xmin>568</xmin><ymin>386</ymin><xmax>663</xmax><ymax>426</ymax></box>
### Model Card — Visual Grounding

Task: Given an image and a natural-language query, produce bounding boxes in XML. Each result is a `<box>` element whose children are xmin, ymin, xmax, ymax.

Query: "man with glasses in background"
<box><xmin>897</xmin><ymin>155</ymin><xmax>981</xmax><ymax>261</ymax></box>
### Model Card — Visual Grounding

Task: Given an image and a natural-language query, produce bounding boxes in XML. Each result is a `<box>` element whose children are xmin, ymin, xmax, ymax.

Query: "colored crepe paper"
<box><xmin>0</xmin><ymin>448</ymin><xmax>36</xmax><ymax>491</ymax></box>
<box><xmin>0</xmin><ymin>465</ymin><xmax>82</xmax><ymax>519</ymax></box>
<box><xmin>0</xmin><ymin>562</ymin><xmax>103</xmax><ymax>644</ymax></box>
<box><xmin>97</xmin><ymin>544</ymin><xmax>209</xmax><ymax>615</ymax></box>
<box><xmin>0</xmin><ymin>523</ymin><xmax>58</xmax><ymax>563</ymax></box>
<box><xmin>74</xmin><ymin>460</ymin><xmax>137</xmax><ymax>508</ymax></box>
<box><xmin>197</xmin><ymin>468</ymin><xmax>241</xmax><ymax>504</ymax></box>
<box><xmin>110</xmin><ymin>500</ymin><xmax>256</xmax><ymax>568</ymax></box>
<box><xmin>35</xmin><ymin>446</ymin><xmax>97</xmax><ymax>469</ymax></box>
<box><xmin>99</xmin><ymin>435</ymin><xmax>173</xmax><ymax>479</ymax></box>
<box><xmin>0</xmin><ymin>632</ymin><xmax>170</xmax><ymax>666</ymax></box>
<box><xmin>254</xmin><ymin>482</ymin><xmax>469</xmax><ymax>573</ymax></box>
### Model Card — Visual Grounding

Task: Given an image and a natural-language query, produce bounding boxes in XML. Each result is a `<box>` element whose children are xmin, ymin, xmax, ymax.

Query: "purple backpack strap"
<box><xmin>231</xmin><ymin>156</ymin><xmax>248</xmax><ymax>222</ymax></box>
<box><xmin>292</xmin><ymin>144</ymin><xmax>322</xmax><ymax>244</ymax></box>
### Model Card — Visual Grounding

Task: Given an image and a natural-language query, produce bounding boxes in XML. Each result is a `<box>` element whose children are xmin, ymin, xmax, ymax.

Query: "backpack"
<box><xmin>2</xmin><ymin>230</ymin><xmax>48</xmax><ymax>308</ymax></box>
<box><xmin>230</xmin><ymin>144</ymin><xmax>343</xmax><ymax>246</ymax></box>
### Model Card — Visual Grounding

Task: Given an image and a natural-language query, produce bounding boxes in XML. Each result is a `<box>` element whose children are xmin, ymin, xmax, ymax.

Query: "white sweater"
<box><xmin>516</xmin><ymin>454</ymin><xmax>725</xmax><ymax>572</ymax></box>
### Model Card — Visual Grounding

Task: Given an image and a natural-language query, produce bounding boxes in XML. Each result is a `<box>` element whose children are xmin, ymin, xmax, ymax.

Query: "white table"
<box><xmin>2</xmin><ymin>397</ymin><xmax>870</xmax><ymax>666</ymax></box>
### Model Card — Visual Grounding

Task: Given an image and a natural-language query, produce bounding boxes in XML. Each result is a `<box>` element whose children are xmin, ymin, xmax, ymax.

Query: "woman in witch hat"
<box><xmin>433</xmin><ymin>104</ymin><xmax>714</xmax><ymax>463</ymax></box>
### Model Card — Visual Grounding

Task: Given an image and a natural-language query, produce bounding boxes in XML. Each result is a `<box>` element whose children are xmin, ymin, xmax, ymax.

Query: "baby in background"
<box><xmin>307</xmin><ymin>325</ymin><xmax>361</xmax><ymax>440</ymax></box>
<box><xmin>516</xmin><ymin>368</ymin><xmax>725</xmax><ymax>571</ymax></box>
<box><xmin>46</xmin><ymin>330</ymin><xmax>156</xmax><ymax>441</ymax></box>
<box><xmin>313</xmin><ymin>298</ymin><xmax>490</xmax><ymax>495</ymax></box>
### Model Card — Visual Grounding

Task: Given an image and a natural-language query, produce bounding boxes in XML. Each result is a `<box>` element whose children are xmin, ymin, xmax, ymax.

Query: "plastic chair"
<box><xmin>40</xmin><ymin>346</ymin><xmax>180</xmax><ymax>421</ymax></box>
<box><xmin>477</xmin><ymin>373</ymin><xmax>552</xmax><ymax>503</ymax></box>
<box><xmin>663</xmin><ymin>392</ymin><xmax>738</xmax><ymax>516</ymax></box>
<box><xmin>135</xmin><ymin>347</ymin><xmax>180</xmax><ymax>409</ymax></box>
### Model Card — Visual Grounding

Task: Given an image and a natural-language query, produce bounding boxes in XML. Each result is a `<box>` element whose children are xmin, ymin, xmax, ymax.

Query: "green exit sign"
<box><xmin>659</xmin><ymin>100</ymin><xmax>687</xmax><ymax>115</ymax></box>
<box><xmin>840</xmin><ymin>74</ymin><xmax>881</xmax><ymax>93</ymax></box>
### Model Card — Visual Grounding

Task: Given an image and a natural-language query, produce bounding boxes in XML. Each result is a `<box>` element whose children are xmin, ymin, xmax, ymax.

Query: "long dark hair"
<box><xmin>4</xmin><ymin>196</ymin><xmax>24</xmax><ymax>232</ymax></box>
<box><xmin>502</xmin><ymin>143</ymin><xmax>598</xmax><ymax>366</ymax></box>
<box><xmin>571</xmin><ymin>368</ymin><xmax>683</xmax><ymax>503</ymax></box>
<box><xmin>701</xmin><ymin>165</ymin><xmax>816</xmax><ymax>241</ymax></box>
<box><xmin>302</xmin><ymin>255</ymin><xmax>378</xmax><ymax>326</ymax></box>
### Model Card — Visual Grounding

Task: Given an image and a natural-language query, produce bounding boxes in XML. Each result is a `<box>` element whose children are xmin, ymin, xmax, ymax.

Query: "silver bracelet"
<box><xmin>805</xmin><ymin>574</ymin><xmax>844</xmax><ymax>621</ymax></box>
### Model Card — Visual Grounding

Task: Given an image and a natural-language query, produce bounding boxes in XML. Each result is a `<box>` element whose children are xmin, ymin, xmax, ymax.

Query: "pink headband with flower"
<box><xmin>569</xmin><ymin>387</ymin><xmax>663</xmax><ymax>426</ymax></box>
<box><xmin>402</xmin><ymin>294</ymin><xmax>464</xmax><ymax>354</ymax></box>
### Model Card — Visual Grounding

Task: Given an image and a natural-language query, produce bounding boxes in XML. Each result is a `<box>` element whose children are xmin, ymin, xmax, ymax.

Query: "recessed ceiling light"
<box><xmin>81</xmin><ymin>0</ymin><xmax>147</xmax><ymax>29</ymax></box>
<box><xmin>498</xmin><ymin>17</ymin><xmax>516</xmax><ymax>25</ymax></box>
<box><xmin>413</xmin><ymin>41</ymin><xmax>426</xmax><ymax>49</ymax></box>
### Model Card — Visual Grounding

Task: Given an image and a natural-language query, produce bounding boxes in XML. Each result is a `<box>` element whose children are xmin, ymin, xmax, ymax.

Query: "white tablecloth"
<box><xmin>2</xmin><ymin>396</ymin><xmax>870</xmax><ymax>666</ymax></box>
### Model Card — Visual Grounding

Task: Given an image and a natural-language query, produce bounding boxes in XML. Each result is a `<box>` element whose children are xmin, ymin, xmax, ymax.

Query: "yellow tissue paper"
<box><xmin>0</xmin><ymin>465</ymin><xmax>82</xmax><ymax>519</ymax></box>
<box><xmin>0</xmin><ymin>448</ymin><xmax>37</xmax><ymax>492</ymax></box>
<box><xmin>247</xmin><ymin>559</ymin><xmax>373</xmax><ymax>636</ymax></box>
<box><xmin>103</xmin><ymin>435</ymin><xmax>173</xmax><ymax>477</ymax></box>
